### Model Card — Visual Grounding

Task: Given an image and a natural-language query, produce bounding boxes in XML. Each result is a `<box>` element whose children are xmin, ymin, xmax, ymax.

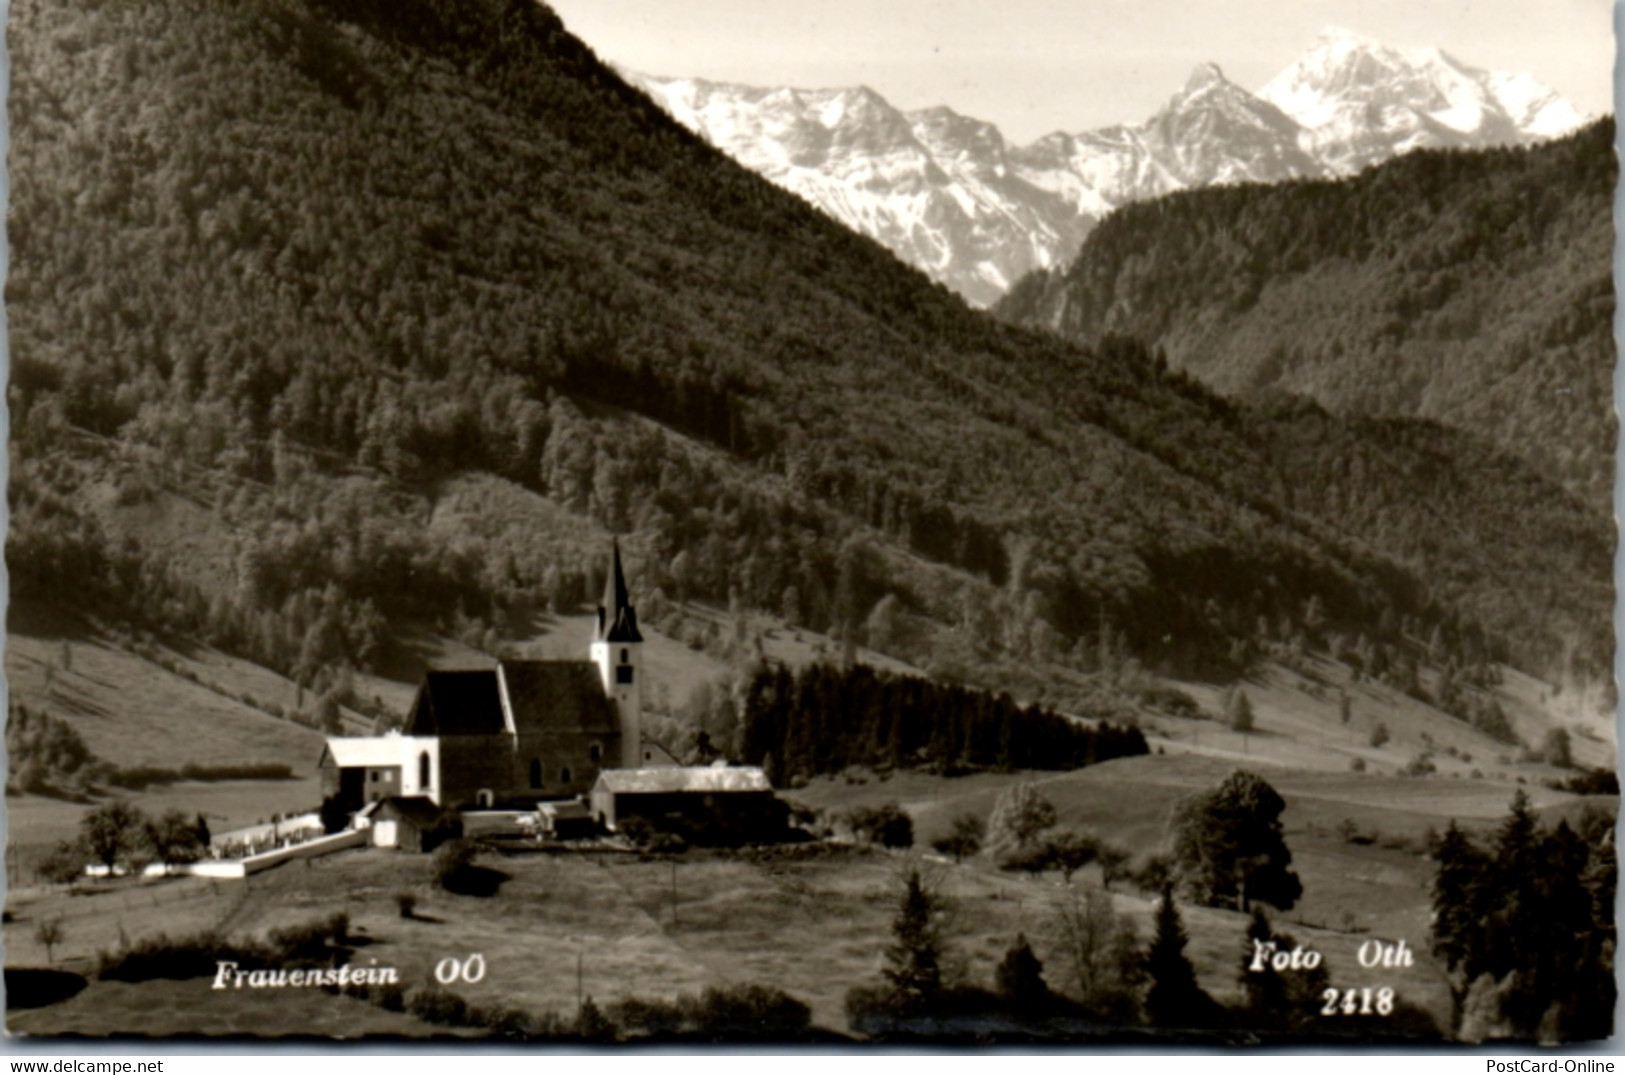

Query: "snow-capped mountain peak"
<box><xmin>1259</xmin><ymin>26</ymin><xmax>1589</xmax><ymax>172</ymax></box>
<box><xmin>1181</xmin><ymin>61</ymin><xmax>1230</xmax><ymax>95</ymax></box>
<box><xmin>623</xmin><ymin>33</ymin><xmax>1588</xmax><ymax>306</ymax></box>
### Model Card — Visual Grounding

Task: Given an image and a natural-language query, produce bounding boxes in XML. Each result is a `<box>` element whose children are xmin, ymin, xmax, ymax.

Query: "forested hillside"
<box><xmin>995</xmin><ymin>123</ymin><xmax>1616</xmax><ymax>505</ymax></box>
<box><xmin>6</xmin><ymin>0</ymin><xmax>1611</xmax><ymax>717</ymax></box>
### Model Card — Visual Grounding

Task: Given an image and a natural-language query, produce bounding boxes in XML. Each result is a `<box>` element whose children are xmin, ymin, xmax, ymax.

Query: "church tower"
<box><xmin>591</xmin><ymin>539</ymin><xmax>644</xmax><ymax>768</ymax></box>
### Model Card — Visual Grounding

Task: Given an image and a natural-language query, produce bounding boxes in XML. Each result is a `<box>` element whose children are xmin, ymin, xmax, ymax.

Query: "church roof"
<box><xmin>593</xmin><ymin>766</ymin><xmax>773</xmax><ymax>795</ymax></box>
<box><xmin>595</xmin><ymin>539</ymin><xmax>643</xmax><ymax>643</ymax></box>
<box><xmin>405</xmin><ymin>669</ymin><xmax>505</xmax><ymax>737</ymax></box>
<box><xmin>402</xmin><ymin>661</ymin><xmax>621</xmax><ymax>738</ymax></box>
<box><xmin>499</xmin><ymin>660</ymin><xmax>619</xmax><ymax>735</ymax></box>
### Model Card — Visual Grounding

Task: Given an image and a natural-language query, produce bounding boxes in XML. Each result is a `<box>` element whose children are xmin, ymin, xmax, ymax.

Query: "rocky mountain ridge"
<box><xmin>627</xmin><ymin>28</ymin><xmax>1589</xmax><ymax>305</ymax></box>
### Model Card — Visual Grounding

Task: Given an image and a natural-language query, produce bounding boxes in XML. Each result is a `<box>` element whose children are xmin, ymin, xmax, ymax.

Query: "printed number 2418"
<box><xmin>1322</xmin><ymin>987</ymin><xmax>1394</xmax><ymax>1016</ymax></box>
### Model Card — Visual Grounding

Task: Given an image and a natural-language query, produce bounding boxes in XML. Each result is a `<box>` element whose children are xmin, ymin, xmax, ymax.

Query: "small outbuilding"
<box><xmin>364</xmin><ymin>796</ymin><xmax>463</xmax><ymax>853</ymax></box>
<box><xmin>536</xmin><ymin>799</ymin><xmax>598</xmax><ymax>840</ymax></box>
<box><xmin>589</xmin><ymin>765</ymin><xmax>782</xmax><ymax>844</ymax></box>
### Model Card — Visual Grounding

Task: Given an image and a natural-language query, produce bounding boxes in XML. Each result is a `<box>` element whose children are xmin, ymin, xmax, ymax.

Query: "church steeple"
<box><xmin>595</xmin><ymin>539</ymin><xmax>642</xmax><ymax>643</ymax></box>
<box><xmin>591</xmin><ymin>539</ymin><xmax>644</xmax><ymax>768</ymax></box>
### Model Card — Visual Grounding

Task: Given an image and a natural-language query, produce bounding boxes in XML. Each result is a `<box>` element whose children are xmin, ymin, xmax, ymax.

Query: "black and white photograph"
<box><xmin>1</xmin><ymin>0</ymin><xmax>1617</xmax><ymax>1048</ymax></box>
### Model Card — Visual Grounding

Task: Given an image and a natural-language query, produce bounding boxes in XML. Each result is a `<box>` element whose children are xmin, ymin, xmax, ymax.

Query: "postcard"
<box><xmin>3</xmin><ymin>0</ymin><xmax>1616</xmax><ymax>1047</ymax></box>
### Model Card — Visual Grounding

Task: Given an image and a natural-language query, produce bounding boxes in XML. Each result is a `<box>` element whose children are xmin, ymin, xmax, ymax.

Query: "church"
<box><xmin>318</xmin><ymin>542</ymin><xmax>669</xmax><ymax>813</ymax></box>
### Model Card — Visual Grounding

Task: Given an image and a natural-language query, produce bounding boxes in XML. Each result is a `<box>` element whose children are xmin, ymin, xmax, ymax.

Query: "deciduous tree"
<box><xmin>988</xmin><ymin>782</ymin><xmax>1057</xmax><ymax>855</ymax></box>
<box><xmin>1169</xmin><ymin>770</ymin><xmax>1301</xmax><ymax>912</ymax></box>
<box><xmin>79</xmin><ymin>802</ymin><xmax>148</xmax><ymax>873</ymax></box>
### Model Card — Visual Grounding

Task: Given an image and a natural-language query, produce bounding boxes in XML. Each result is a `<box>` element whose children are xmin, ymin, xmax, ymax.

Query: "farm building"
<box><xmin>362</xmin><ymin>796</ymin><xmax>463</xmax><ymax>853</ymax></box>
<box><xmin>590</xmin><ymin>765</ymin><xmax>783</xmax><ymax>843</ymax></box>
<box><xmin>536</xmin><ymin>799</ymin><xmax>598</xmax><ymax>840</ymax></box>
<box><xmin>318</xmin><ymin>736</ymin><xmax>415</xmax><ymax>806</ymax></box>
<box><xmin>321</xmin><ymin>542</ymin><xmax>668</xmax><ymax>812</ymax></box>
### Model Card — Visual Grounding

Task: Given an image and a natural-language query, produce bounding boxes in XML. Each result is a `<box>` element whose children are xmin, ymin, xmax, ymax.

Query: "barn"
<box><xmin>589</xmin><ymin>766</ymin><xmax>782</xmax><ymax>844</ymax></box>
<box><xmin>319</xmin><ymin>737</ymin><xmax>416</xmax><ymax>807</ymax></box>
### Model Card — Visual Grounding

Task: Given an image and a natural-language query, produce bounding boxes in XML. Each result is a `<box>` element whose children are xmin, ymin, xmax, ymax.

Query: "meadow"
<box><xmin>11</xmin><ymin>752</ymin><xmax>1605</xmax><ymax>1040</ymax></box>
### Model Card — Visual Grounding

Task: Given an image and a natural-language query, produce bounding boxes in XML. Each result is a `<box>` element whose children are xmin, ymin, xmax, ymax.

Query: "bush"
<box><xmin>37</xmin><ymin>839</ymin><xmax>87</xmax><ymax>885</ymax></box>
<box><xmin>611</xmin><ymin>996</ymin><xmax>686</xmax><ymax>1038</ymax></box>
<box><xmin>433</xmin><ymin>838</ymin><xmax>477</xmax><ymax>891</ymax></box>
<box><xmin>97</xmin><ymin>932</ymin><xmax>230</xmax><ymax>981</ymax></box>
<box><xmin>1140</xmin><ymin>686</ymin><xmax>1201</xmax><ymax>719</ymax></box>
<box><xmin>691</xmin><ymin>983</ymin><xmax>811</xmax><ymax>1039</ymax></box>
<box><xmin>94</xmin><ymin>925</ymin><xmax>346</xmax><ymax>982</ymax></box>
<box><xmin>930</xmin><ymin>812</ymin><xmax>984</xmax><ymax>863</ymax></box>
<box><xmin>847</xmin><ymin>802</ymin><xmax>914</xmax><ymax>848</ymax></box>
<box><xmin>396</xmin><ymin>892</ymin><xmax>418</xmax><ymax>918</ymax></box>
<box><xmin>574</xmin><ymin>996</ymin><xmax>618</xmax><ymax>1042</ymax></box>
<box><xmin>408</xmin><ymin>988</ymin><xmax>470</xmax><ymax>1026</ymax></box>
<box><xmin>1559</xmin><ymin>768</ymin><xmax>1620</xmax><ymax>795</ymax></box>
<box><xmin>998</xmin><ymin>841</ymin><xmax>1054</xmax><ymax>876</ymax></box>
<box><xmin>1370</xmin><ymin>722</ymin><xmax>1390</xmax><ymax>748</ymax></box>
<box><xmin>483</xmin><ymin>1006</ymin><xmax>537</xmax><ymax>1038</ymax></box>
<box><xmin>1131</xmin><ymin>853</ymin><xmax>1173</xmax><ymax>893</ymax></box>
<box><xmin>1403</xmin><ymin>753</ymin><xmax>1437</xmax><ymax>777</ymax></box>
<box><xmin>647</xmin><ymin>832</ymin><xmax>688</xmax><ymax>855</ymax></box>
<box><xmin>619</xmin><ymin>816</ymin><xmax>656</xmax><ymax>848</ymax></box>
<box><xmin>319</xmin><ymin>794</ymin><xmax>352</xmax><ymax>835</ymax></box>
<box><xmin>267</xmin><ymin>915</ymin><xmax>347</xmax><ymax>960</ymax></box>
<box><xmin>1350</xmin><ymin>757</ymin><xmax>1367</xmax><ymax>773</ymax></box>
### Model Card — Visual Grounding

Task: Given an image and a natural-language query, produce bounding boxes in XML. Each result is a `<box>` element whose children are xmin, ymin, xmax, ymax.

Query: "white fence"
<box><xmin>86</xmin><ymin>828</ymin><xmax>370</xmax><ymax>881</ymax></box>
<box><xmin>189</xmin><ymin>829</ymin><xmax>368</xmax><ymax>878</ymax></box>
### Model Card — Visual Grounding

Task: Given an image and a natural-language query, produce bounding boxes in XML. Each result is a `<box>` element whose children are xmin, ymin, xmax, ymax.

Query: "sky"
<box><xmin>545</xmin><ymin>0</ymin><xmax>1615</xmax><ymax>144</ymax></box>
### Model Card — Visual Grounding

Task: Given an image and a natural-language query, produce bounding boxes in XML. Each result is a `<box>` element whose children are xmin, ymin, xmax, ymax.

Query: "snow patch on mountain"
<box><xmin>624</xmin><ymin>33</ymin><xmax>1588</xmax><ymax>306</ymax></box>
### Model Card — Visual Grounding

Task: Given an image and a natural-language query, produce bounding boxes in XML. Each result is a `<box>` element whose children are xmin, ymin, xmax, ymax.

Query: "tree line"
<box><xmin>738</xmin><ymin>662</ymin><xmax>1148</xmax><ymax>784</ymax></box>
<box><xmin>1429</xmin><ymin>791</ymin><xmax>1615</xmax><ymax>1042</ymax></box>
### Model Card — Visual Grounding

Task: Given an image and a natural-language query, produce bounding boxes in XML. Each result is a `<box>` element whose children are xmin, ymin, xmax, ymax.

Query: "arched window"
<box><xmin>418</xmin><ymin>751</ymin><xmax>431</xmax><ymax>789</ymax></box>
<box><xmin>560</xmin><ymin>766</ymin><xmax>572</xmax><ymax>785</ymax></box>
<box><xmin>529</xmin><ymin>759</ymin><xmax>543</xmax><ymax>788</ymax></box>
<box><xmin>589</xmin><ymin>743</ymin><xmax>602</xmax><ymax>763</ymax></box>
<box><xmin>620</xmin><ymin>648</ymin><xmax>629</xmax><ymax>664</ymax></box>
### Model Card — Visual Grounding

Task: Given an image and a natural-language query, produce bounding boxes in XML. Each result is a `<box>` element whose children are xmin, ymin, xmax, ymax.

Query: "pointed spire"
<box><xmin>595</xmin><ymin>538</ymin><xmax>642</xmax><ymax>643</ymax></box>
<box><xmin>603</xmin><ymin>538</ymin><xmax>630</xmax><ymax>614</ymax></box>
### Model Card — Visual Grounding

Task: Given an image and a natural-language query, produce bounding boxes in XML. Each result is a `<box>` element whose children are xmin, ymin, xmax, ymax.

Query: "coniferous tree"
<box><xmin>1239</xmin><ymin>906</ymin><xmax>1286</xmax><ymax>1019</ymax></box>
<box><xmin>1144</xmin><ymin>884</ymin><xmax>1209</xmax><ymax>1028</ymax></box>
<box><xmin>1429</xmin><ymin>821</ymin><xmax>1488</xmax><ymax>982</ymax></box>
<box><xmin>1237</xmin><ymin>906</ymin><xmax>1331</xmax><ymax>1032</ymax></box>
<box><xmin>883</xmin><ymin>867</ymin><xmax>944</xmax><ymax>1015</ymax></box>
<box><xmin>996</xmin><ymin>933</ymin><xmax>1050</xmax><ymax>1011</ymax></box>
<box><xmin>1427</xmin><ymin>793</ymin><xmax>1617</xmax><ymax>1042</ymax></box>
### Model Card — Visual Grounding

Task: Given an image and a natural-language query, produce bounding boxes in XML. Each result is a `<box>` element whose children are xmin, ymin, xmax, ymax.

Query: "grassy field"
<box><xmin>8</xmin><ymin>977</ymin><xmax>448</xmax><ymax>1039</ymax></box>
<box><xmin>789</xmin><ymin>752</ymin><xmax>1605</xmax><ymax>957</ymax></box>
<box><xmin>0</xmin><ymin>838</ymin><xmax>1446</xmax><ymax>1038</ymax></box>
<box><xmin>6</xmin><ymin>602</ymin><xmax>331</xmax><ymax>771</ymax></box>
<box><xmin>4</xmin><ymin>550</ymin><xmax>1612</xmax><ymax>1042</ymax></box>
<box><xmin>1143</xmin><ymin>655</ymin><xmax>1608</xmax><ymax>779</ymax></box>
<box><xmin>12</xmin><ymin>756</ymin><xmax>1604</xmax><ymax>1040</ymax></box>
